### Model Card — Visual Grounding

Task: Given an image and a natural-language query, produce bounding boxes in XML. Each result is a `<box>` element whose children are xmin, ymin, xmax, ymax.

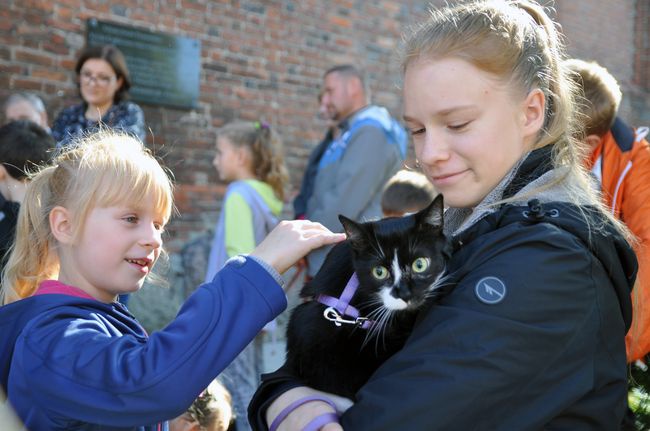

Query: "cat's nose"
<box><xmin>394</xmin><ymin>285</ymin><xmax>412</xmax><ymax>302</ymax></box>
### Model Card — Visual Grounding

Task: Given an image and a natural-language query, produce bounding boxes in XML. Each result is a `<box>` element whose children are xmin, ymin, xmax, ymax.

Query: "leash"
<box><xmin>316</xmin><ymin>273</ymin><xmax>375</xmax><ymax>329</ymax></box>
<box><xmin>269</xmin><ymin>395</ymin><xmax>340</xmax><ymax>431</ymax></box>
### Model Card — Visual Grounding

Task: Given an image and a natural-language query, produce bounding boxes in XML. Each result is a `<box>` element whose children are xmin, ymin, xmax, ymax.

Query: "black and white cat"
<box><xmin>284</xmin><ymin>195</ymin><xmax>451</xmax><ymax>399</ymax></box>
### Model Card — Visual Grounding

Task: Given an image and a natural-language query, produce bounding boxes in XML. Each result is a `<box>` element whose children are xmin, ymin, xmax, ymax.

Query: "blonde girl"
<box><xmin>205</xmin><ymin>120</ymin><xmax>289</xmax><ymax>431</ymax></box>
<box><xmin>0</xmin><ymin>131</ymin><xmax>343</xmax><ymax>430</ymax></box>
<box><xmin>250</xmin><ymin>1</ymin><xmax>637</xmax><ymax>430</ymax></box>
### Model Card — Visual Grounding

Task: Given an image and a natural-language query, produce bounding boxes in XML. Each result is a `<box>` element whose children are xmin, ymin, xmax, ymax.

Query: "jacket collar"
<box><xmin>337</xmin><ymin>104</ymin><xmax>371</xmax><ymax>130</ymax></box>
<box><xmin>34</xmin><ymin>280</ymin><xmax>97</xmax><ymax>300</ymax></box>
<box><xmin>502</xmin><ymin>145</ymin><xmax>555</xmax><ymax>200</ymax></box>
<box><xmin>445</xmin><ymin>145</ymin><xmax>555</xmax><ymax>236</ymax></box>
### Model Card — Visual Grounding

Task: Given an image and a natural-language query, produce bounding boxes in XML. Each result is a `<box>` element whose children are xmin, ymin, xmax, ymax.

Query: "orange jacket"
<box><xmin>586</xmin><ymin>117</ymin><xmax>650</xmax><ymax>361</ymax></box>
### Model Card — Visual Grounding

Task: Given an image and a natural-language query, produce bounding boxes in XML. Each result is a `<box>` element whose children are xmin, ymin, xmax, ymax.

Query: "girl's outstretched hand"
<box><xmin>250</xmin><ymin>220</ymin><xmax>345</xmax><ymax>275</ymax></box>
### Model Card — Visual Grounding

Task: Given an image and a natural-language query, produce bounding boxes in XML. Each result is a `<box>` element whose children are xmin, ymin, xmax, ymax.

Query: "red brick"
<box><xmin>45</xmin><ymin>17</ymin><xmax>81</xmax><ymax>33</ymax></box>
<box><xmin>329</xmin><ymin>15</ymin><xmax>352</xmax><ymax>28</ymax></box>
<box><xmin>14</xmin><ymin>49</ymin><xmax>55</xmax><ymax>66</ymax></box>
<box><xmin>180</xmin><ymin>0</ymin><xmax>207</xmax><ymax>13</ymax></box>
<box><xmin>1</xmin><ymin>64</ymin><xmax>26</xmax><ymax>75</ymax></box>
<box><xmin>53</xmin><ymin>0</ymin><xmax>82</xmax><ymax>7</ymax></box>
<box><xmin>0</xmin><ymin>19</ymin><xmax>13</xmax><ymax>32</ymax></box>
<box><xmin>59</xmin><ymin>58</ymin><xmax>77</xmax><ymax>70</ymax></box>
<box><xmin>11</xmin><ymin>77</ymin><xmax>42</xmax><ymax>90</ymax></box>
<box><xmin>31</xmin><ymin>67</ymin><xmax>68</xmax><ymax>82</ymax></box>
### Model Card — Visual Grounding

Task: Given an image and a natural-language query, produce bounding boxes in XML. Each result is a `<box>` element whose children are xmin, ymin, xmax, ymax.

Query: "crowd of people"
<box><xmin>0</xmin><ymin>0</ymin><xmax>648</xmax><ymax>430</ymax></box>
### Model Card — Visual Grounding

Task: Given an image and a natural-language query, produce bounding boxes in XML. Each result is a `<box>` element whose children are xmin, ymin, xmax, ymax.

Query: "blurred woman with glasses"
<box><xmin>52</xmin><ymin>44</ymin><xmax>145</xmax><ymax>147</ymax></box>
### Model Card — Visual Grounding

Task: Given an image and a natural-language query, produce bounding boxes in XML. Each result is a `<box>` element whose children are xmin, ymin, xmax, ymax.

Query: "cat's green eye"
<box><xmin>412</xmin><ymin>257</ymin><xmax>430</xmax><ymax>273</ymax></box>
<box><xmin>372</xmin><ymin>265</ymin><xmax>389</xmax><ymax>280</ymax></box>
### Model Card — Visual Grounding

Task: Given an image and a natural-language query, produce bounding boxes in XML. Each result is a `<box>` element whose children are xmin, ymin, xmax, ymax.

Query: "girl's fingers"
<box><xmin>251</xmin><ymin>220</ymin><xmax>345</xmax><ymax>274</ymax></box>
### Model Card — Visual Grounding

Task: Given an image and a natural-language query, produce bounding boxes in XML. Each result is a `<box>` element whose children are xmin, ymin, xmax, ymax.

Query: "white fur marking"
<box><xmin>392</xmin><ymin>251</ymin><xmax>402</xmax><ymax>286</ymax></box>
<box><xmin>380</xmin><ymin>286</ymin><xmax>408</xmax><ymax>310</ymax></box>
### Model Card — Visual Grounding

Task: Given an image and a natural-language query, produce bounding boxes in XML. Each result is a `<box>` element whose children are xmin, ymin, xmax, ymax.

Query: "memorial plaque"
<box><xmin>86</xmin><ymin>19</ymin><xmax>201</xmax><ymax>109</ymax></box>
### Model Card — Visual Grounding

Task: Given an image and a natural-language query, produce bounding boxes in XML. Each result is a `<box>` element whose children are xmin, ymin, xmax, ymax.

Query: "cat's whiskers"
<box><xmin>408</xmin><ymin>235</ymin><xmax>418</xmax><ymax>256</ymax></box>
<box><xmin>356</xmin><ymin>296</ymin><xmax>384</xmax><ymax>312</ymax></box>
<box><xmin>362</xmin><ymin>306</ymin><xmax>388</xmax><ymax>346</ymax></box>
<box><xmin>425</xmin><ymin>268</ymin><xmax>449</xmax><ymax>291</ymax></box>
<box><xmin>363</xmin><ymin>302</ymin><xmax>389</xmax><ymax>329</ymax></box>
<box><xmin>358</xmin><ymin>296</ymin><xmax>386</xmax><ymax>319</ymax></box>
<box><xmin>362</xmin><ymin>306</ymin><xmax>396</xmax><ymax>353</ymax></box>
<box><xmin>377</xmin><ymin>309</ymin><xmax>397</xmax><ymax>354</ymax></box>
<box><xmin>363</xmin><ymin>314</ymin><xmax>380</xmax><ymax>346</ymax></box>
<box><xmin>424</xmin><ymin>271</ymin><xmax>454</xmax><ymax>299</ymax></box>
<box><xmin>369</xmin><ymin>229</ymin><xmax>387</xmax><ymax>260</ymax></box>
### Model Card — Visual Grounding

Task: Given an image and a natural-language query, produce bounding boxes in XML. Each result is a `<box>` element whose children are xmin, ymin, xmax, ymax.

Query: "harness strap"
<box><xmin>316</xmin><ymin>273</ymin><xmax>361</xmax><ymax>318</ymax></box>
<box><xmin>269</xmin><ymin>395</ymin><xmax>339</xmax><ymax>431</ymax></box>
<box><xmin>304</xmin><ymin>412</ymin><xmax>340</xmax><ymax>431</ymax></box>
<box><xmin>315</xmin><ymin>273</ymin><xmax>375</xmax><ymax>329</ymax></box>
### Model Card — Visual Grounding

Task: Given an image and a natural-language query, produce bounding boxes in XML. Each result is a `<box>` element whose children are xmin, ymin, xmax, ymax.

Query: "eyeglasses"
<box><xmin>79</xmin><ymin>71</ymin><xmax>116</xmax><ymax>87</ymax></box>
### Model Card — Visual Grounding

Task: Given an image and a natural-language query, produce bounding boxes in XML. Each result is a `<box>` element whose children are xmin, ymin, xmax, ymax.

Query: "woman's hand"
<box><xmin>266</xmin><ymin>386</ymin><xmax>354</xmax><ymax>431</ymax></box>
<box><xmin>250</xmin><ymin>220</ymin><xmax>345</xmax><ymax>275</ymax></box>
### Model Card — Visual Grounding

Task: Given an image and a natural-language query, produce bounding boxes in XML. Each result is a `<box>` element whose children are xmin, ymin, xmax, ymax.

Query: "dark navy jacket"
<box><xmin>0</xmin><ymin>256</ymin><xmax>287</xmax><ymax>430</ymax></box>
<box><xmin>250</xmin><ymin>149</ymin><xmax>637</xmax><ymax>430</ymax></box>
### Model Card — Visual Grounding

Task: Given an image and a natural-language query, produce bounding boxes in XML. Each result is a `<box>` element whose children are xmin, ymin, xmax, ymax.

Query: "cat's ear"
<box><xmin>338</xmin><ymin>215</ymin><xmax>366</xmax><ymax>246</ymax></box>
<box><xmin>416</xmin><ymin>194</ymin><xmax>444</xmax><ymax>228</ymax></box>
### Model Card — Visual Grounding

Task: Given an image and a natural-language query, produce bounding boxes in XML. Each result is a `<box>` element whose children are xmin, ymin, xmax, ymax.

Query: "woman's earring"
<box><xmin>415</xmin><ymin>159</ymin><xmax>421</xmax><ymax>168</ymax></box>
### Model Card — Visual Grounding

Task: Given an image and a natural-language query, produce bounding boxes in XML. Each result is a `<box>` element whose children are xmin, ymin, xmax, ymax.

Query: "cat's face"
<box><xmin>339</xmin><ymin>195</ymin><xmax>449</xmax><ymax>312</ymax></box>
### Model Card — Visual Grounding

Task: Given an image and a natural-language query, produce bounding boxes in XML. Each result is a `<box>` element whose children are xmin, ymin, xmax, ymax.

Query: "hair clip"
<box><xmin>254</xmin><ymin>121</ymin><xmax>270</xmax><ymax>130</ymax></box>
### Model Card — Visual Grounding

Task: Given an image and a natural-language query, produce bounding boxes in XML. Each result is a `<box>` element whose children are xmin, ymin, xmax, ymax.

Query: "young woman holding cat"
<box><xmin>249</xmin><ymin>1</ymin><xmax>637</xmax><ymax>429</ymax></box>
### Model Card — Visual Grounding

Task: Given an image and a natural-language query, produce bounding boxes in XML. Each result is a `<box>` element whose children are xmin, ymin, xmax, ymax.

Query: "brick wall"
<box><xmin>1</xmin><ymin>0</ymin><xmax>648</xmax><ymax>252</ymax></box>
<box><xmin>557</xmin><ymin>0</ymin><xmax>650</xmax><ymax>125</ymax></box>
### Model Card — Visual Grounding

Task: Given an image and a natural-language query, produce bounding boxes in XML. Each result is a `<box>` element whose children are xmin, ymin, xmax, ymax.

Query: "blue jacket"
<box><xmin>0</xmin><ymin>256</ymin><xmax>286</xmax><ymax>430</ymax></box>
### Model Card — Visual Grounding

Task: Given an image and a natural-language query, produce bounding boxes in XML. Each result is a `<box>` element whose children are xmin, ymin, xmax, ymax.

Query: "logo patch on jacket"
<box><xmin>475</xmin><ymin>276</ymin><xmax>507</xmax><ymax>304</ymax></box>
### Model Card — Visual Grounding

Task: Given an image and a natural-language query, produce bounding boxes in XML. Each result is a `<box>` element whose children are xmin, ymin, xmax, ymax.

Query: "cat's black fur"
<box><xmin>284</xmin><ymin>195</ymin><xmax>451</xmax><ymax>399</ymax></box>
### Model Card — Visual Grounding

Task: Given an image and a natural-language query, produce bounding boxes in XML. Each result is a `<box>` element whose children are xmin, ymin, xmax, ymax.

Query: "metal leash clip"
<box><xmin>323</xmin><ymin>306</ymin><xmax>369</xmax><ymax>327</ymax></box>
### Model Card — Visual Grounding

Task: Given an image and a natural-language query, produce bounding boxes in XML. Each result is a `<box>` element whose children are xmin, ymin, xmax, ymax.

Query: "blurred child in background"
<box><xmin>0</xmin><ymin>120</ymin><xmax>54</xmax><ymax>272</ymax></box>
<box><xmin>170</xmin><ymin>379</ymin><xmax>234</xmax><ymax>431</ymax></box>
<box><xmin>207</xmin><ymin>121</ymin><xmax>289</xmax><ymax>430</ymax></box>
<box><xmin>381</xmin><ymin>169</ymin><xmax>437</xmax><ymax>218</ymax></box>
<box><xmin>565</xmin><ymin>58</ymin><xmax>650</xmax><ymax>363</ymax></box>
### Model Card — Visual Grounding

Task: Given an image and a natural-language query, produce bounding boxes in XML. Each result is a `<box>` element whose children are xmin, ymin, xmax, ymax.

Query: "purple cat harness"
<box><xmin>269</xmin><ymin>395</ymin><xmax>340</xmax><ymax>431</ymax></box>
<box><xmin>269</xmin><ymin>274</ymin><xmax>374</xmax><ymax>430</ymax></box>
<box><xmin>316</xmin><ymin>273</ymin><xmax>375</xmax><ymax>330</ymax></box>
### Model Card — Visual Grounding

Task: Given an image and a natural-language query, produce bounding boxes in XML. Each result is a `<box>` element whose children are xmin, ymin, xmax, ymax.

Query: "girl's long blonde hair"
<box><xmin>217</xmin><ymin>121</ymin><xmax>289</xmax><ymax>201</ymax></box>
<box><xmin>1</xmin><ymin>131</ymin><xmax>174</xmax><ymax>304</ymax></box>
<box><xmin>402</xmin><ymin>0</ymin><xmax>629</xmax><ymax>236</ymax></box>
